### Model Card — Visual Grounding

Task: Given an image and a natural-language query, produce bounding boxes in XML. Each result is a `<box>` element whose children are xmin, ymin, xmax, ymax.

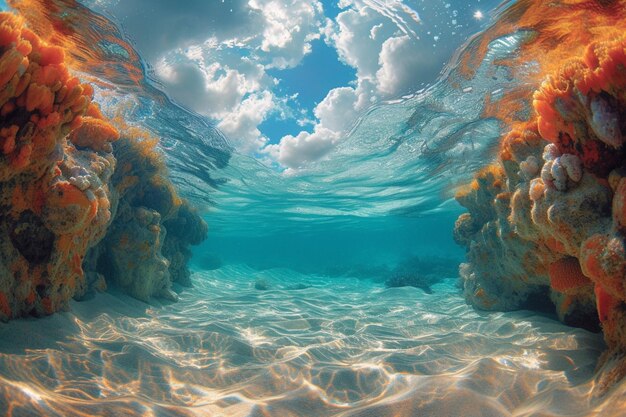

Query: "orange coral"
<box><xmin>69</xmin><ymin>116</ymin><xmax>119</xmax><ymax>152</ymax></box>
<box><xmin>581</xmin><ymin>234</ymin><xmax>626</xmax><ymax>300</ymax></box>
<box><xmin>548</xmin><ymin>257</ymin><xmax>590</xmax><ymax>294</ymax></box>
<box><xmin>459</xmin><ymin>1</ymin><xmax>626</xmax><ymax>83</ymax></box>
<box><xmin>456</xmin><ymin>16</ymin><xmax>626</xmax><ymax>358</ymax></box>
<box><xmin>0</xmin><ymin>12</ymin><xmax>95</xmax><ymax>181</ymax></box>
<box><xmin>0</xmin><ymin>12</ymin><xmax>116</xmax><ymax>319</ymax></box>
<box><xmin>8</xmin><ymin>0</ymin><xmax>145</xmax><ymax>88</ymax></box>
<box><xmin>595</xmin><ymin>283</ymin><xmax>619</xmax><ymax>323</ymax></box>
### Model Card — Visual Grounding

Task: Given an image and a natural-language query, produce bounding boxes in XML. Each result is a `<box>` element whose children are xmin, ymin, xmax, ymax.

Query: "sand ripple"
<box><xmin>0</xmin><ymin>265</ymin><xmax>623</xmax><ymax>416</ymax></box>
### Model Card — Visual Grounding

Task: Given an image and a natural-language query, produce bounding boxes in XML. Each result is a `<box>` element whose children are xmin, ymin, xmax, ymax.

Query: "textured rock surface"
<box><xmin>456</xmin><ymin>37</ymin><xmax>626</xmax><ymax>355</ymax></box>
<box><xmin>0</xmin><ymin>12</ymin><xmax>207</xmax><ymax>319</ymax></box>
<box><xmin>88</xmin><ymin>134</ymin><xmax>208</xmax><ymax>302</ymax></box>
<box><xmin>0</xmin><ymin>12</ymin><xmax>115</xmax><ymax>319</ymax></box>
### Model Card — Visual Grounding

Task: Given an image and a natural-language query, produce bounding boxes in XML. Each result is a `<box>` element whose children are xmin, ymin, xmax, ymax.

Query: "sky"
<box><xmin>9</xmin><ymin>0</ymin><xmax>504</xmax><ymax>172</ymax></box>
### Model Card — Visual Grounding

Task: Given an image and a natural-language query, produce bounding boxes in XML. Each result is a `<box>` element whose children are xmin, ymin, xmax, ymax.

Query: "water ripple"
<box><xmin>0</xmin><ymin>264</ymin><xmax>623</xmax><ymax>416</ymax></box>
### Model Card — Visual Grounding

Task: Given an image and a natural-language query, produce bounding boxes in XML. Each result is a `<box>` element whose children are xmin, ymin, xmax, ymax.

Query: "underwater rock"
<box><xmin>87</xmin><ymin>134</ymin><xmax>208</xmax><ymax>297</ymax></box>
<box><xmin>383</xmin><ymin>256</ymin><xmax>456</xmax><ymax>294</ymax></box>
<box><xmin>456</xmin><ymin>36</ymin><xmax>626</xmax><ymax>358</ymax></box>
<box><xmin>254</xmin><ymin>278</ymin><xmax>270</xmax><ymax>291</ymax></box>
<box><xmin>0</xmin><ymin>12</ymin><xmax>116</xmax><ymax>319</ymax></box>
<box><xmin>0</xmin><ymin>12</ymin><xmax>206</xmax><ymax>319</ymax></box>
<box><xmin>162</xmin><ymin>202</ymin><xmax>208</xmax><ymax>287</ymax></box>
<box><xmin>98</xmin><ymin>204</ymin><xmax>176</xmax><ymax>302</ymax></box>
<box><xmin>384</xmin><ymin>274</ymin><xmax>433</xmax><ymax>294</ymax></box>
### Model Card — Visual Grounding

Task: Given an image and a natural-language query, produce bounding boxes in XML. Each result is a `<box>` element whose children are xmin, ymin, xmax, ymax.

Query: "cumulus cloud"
<box><xmin>376</xmin><ymin>35</ymin><xmax>427</xmax><ymax>95</ymax></box>
<box><xmin>218</xmin><ymin>91</ymin><xmax>275</xmax><ymax>153</ymax></box>
<box><xmin>87</xmin><ymin>0</ymin><xmax>325</xmax><ymax>155</ymax></box>
<box><xmin>327</xmin><ymin>3</ymin><xmax>434</xmax><ymax>97</ymax></box>
<box><xmin>155</xmin><ymin>51</ymin><xmax>275</xmax><ymax>121</ymax></box>
<box><xmin>266</xmin><ymin>81</ymin><xmax>379</xmax><ymax>169</ymax></box>
<box><xmin>268</xmin><ymin>1</ymin><xmax>431</xmax><ymax>170</ymax></box>
<box><xmin>312</xmin><ymin>87</ymin><xmax>360</xmax><ymax>132</ymax></box>
<box><xmin>326</xmin><ymin>5</ymin><xmax>394</xmax><ymax>84</ymax></box>
<box><xmin>265</xmin><ymin>127</ymin><xmax>339</xmax><ymax>170</ymax></box>
<box><xmin>249</xmin><ymin>0</ymin><xmax>323</xmax><ymax>68</ymax></box>
<box><xmin>88</xmin><ymin>0</ymin><xmax>447</xmax><ymax>169</ymax></box>
<box><xmin>156</xmin><ymin>61</ymin><xmax>247</xmax><ymax>117</ymax></box>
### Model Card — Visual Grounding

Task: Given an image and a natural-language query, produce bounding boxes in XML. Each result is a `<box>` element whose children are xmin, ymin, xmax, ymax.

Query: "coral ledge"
<box><xmin>0</xmin><ymin>13</ymin><xmax>206</xmax><ymax>320</ymax></box>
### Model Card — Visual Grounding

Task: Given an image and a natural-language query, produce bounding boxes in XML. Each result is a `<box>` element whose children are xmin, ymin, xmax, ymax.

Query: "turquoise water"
<box><xmin>0</xmin><ymin>265</ymin><xmax>614</xmax><ymax>416</ymax></box>
<box><xmin>2</xmin><ymin>1</ymin><xmax>626</xmax><ymax>416</ymax></box>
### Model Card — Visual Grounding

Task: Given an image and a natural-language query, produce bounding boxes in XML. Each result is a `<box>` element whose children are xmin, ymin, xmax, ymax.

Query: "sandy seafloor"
<box><xmin>0</xmin><ymin>264</ymin><xmax>624</xmax><ymax>417</ymax></box>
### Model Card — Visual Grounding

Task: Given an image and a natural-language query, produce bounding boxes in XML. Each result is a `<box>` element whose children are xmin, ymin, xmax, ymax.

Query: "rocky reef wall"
<box><xmin>0</xmin><ymin>13</ymin><xmax>206</xmax><ymax>320</ymax></box>
<box><xmin>455</xmin><ymin>33</ymin><xmax>626</xmax><ymax>369</ymax></box>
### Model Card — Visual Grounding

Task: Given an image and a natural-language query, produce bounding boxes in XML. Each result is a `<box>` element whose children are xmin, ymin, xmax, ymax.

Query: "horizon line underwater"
<box><xmin>1</xmin><ymin>0</ymin><xmax>626</xmax><ymax>416</ymax></box>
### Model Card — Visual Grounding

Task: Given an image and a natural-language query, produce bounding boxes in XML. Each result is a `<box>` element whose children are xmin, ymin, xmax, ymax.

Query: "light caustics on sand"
<box><xmin>0</xmin><ymin>266</ymin><xmax>614</xmax><ymax>417</ymax></box>
<box><xmin>0</xmin><ymin>0</ymin><xmax>626</xmax><ymax>416</ymax></box>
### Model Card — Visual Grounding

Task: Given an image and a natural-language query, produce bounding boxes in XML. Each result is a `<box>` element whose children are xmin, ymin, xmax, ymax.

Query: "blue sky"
<box><xmin>8</xmin><ymin>0</ymin><xmax>504</xmax><ymax>171</ymax></box>
<box><xmin>261</xmin><ymin>39</ymin><xmax>356</xmax><ymax>142</ymax></box>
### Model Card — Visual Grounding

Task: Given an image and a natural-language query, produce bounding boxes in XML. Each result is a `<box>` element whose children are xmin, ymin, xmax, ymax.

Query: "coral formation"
<box><xmin>456</xmin><ymin>35</ymin><xmax>626</xmax><ymax>358</ymax></box>
<box><xmin>89</xmin><ymin>133</ymin><xmax>208</xmax><ymax>301</ymax></box>
<box><xmin>0</xmin><ymin>12</ymin><xmax>114</xmax><ymax>319</ymax></box>
<box><xmin>548</xmin><ymin>257</ymin><xmax>590</xmax><ymax>294</ymax></box>
<box><xmin>0</xmin><ymin>12</ymin><xmax>206</xmax><ymax>319</ymax></box>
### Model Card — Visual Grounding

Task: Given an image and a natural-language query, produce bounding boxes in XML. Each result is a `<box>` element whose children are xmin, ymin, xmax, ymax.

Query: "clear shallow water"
<box><xmin>7</xmin><ymin>0</ymin><xmax>523</xmax><ymax>235</ymax></box>
<box><xmin>0</xmin><ymin>264</ymin><xmax>618</xmax><ymax>417</ymax></box>
<box><xmin>3</xmin><ymin>1</ymin><xmax>626</xmax><ymax>415</ymax></box>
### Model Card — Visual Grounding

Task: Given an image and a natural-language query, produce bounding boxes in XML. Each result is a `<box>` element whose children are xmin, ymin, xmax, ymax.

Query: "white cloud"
<box><xmin>313</xmin><ymin>87</ymin><xmax>360</xmax><ymax>132</ymax></box>
<box><xmin>268</xmin><ymin>1</ymin><xmax>428</xmax><ymax>171</ymax></box>
<box><xmin>87</xmin><ymin>0</ymin><xmax>438</xmax><ymax>169</ymax></box>
<box><xmin>329</xmin><ymin>5</ymin><xmax>393</xmax><ymax>81</ymax></box>
<box><xmin>265</xmin><ymin>127</ymin><xmax>339</xmax><ymax>169</ymax></box>
<box><xmin>155</xmin><ymin>59</ymin><xmax>265</xmax><ymax>119</ymax></box>
<box><xmin>249</xmin><ymin>0</ymin><xmax>323</xmax><ymax>68</ymax></box>
<box><xmin>376</xmin><ymin>35</ymin><xmax>424</xmax><ymax>95</ymax></box>
<box><xmin>269</xmin><ymin>83</ymin><xmax>366</xmax><ymax>169</ymax></box>
<box><xmin>267</xmin><ymin>80</ymin><xmax>377</xmax><ymax>169</ymax></box>
<box><xmin>86</xmin><ymin>0</ymin><xmax>326</xmax><ymax>155</ymax></box>
<box><xmin>217</xmin><ymin>91</ymin><xmax>275</xmax><ymax>154</ymax></box>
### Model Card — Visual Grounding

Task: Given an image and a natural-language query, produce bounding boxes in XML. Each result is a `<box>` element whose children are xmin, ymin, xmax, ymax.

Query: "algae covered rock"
<box><xmin>84</xmin><ymin>133</ymin><xmax>208</xmax><ymax>299</ymax></box>
<box><xmin>100</xmin><ymin>205</ymin><xmax>175</xmax><ymax>302</ymax></box>
<box><xmin>455</xmin><ymin>35</ymin><xmax>626</xmax><ymax>355</ymax></box>
<box><xmin>0</xmin><ymin>12</ymin><xmax>207</xmax><ymax>319</ymax></box>
<box><xmin>162</xmin><ymin>202</ymin><xmax>208</xmax><ymax>287</ymax></box>
<box><xmin>0</xmin><ymin>12</ymin><xmax>116</xmax><ymax>319</ymax></box>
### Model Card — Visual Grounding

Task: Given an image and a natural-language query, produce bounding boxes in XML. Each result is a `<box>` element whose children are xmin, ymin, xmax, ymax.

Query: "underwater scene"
<box><xmin>1</xmin><ymin>0</ymin><xmax>626</xmax><ymax>415</ymax></box>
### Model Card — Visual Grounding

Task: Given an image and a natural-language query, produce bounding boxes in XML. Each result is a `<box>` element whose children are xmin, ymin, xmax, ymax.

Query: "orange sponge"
<box><xmin>548</xmin><ymin>257</ymin><xmax>590</xmax><ymax>294</ymax></box>
<box><xmin>69</xmin><ymin>116</ymin><xmax>120</xmax><ymax>153</ymax></box>
<box><xmin>595</xmin><ymin>283</ymin><xmax>619</xmax><ymax>323</ymax></box>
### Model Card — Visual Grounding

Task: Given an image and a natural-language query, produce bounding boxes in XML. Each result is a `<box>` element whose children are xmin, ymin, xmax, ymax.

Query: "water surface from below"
<box><xmin>0</xmin><ymin>264</ymin><xmax>619</xmax><ymax>416</ymax></box>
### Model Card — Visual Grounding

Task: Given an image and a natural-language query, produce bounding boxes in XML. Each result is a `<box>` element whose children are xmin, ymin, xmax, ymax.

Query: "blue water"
<box><xmin>1</xmin><ymin>0</ymin><xmax>625</xmax><ymax>416</ymax></box>
<box><xmin>0</xmin><ymin>265</ymin><xmax>613</xmax><ymax>416</ymax></box>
